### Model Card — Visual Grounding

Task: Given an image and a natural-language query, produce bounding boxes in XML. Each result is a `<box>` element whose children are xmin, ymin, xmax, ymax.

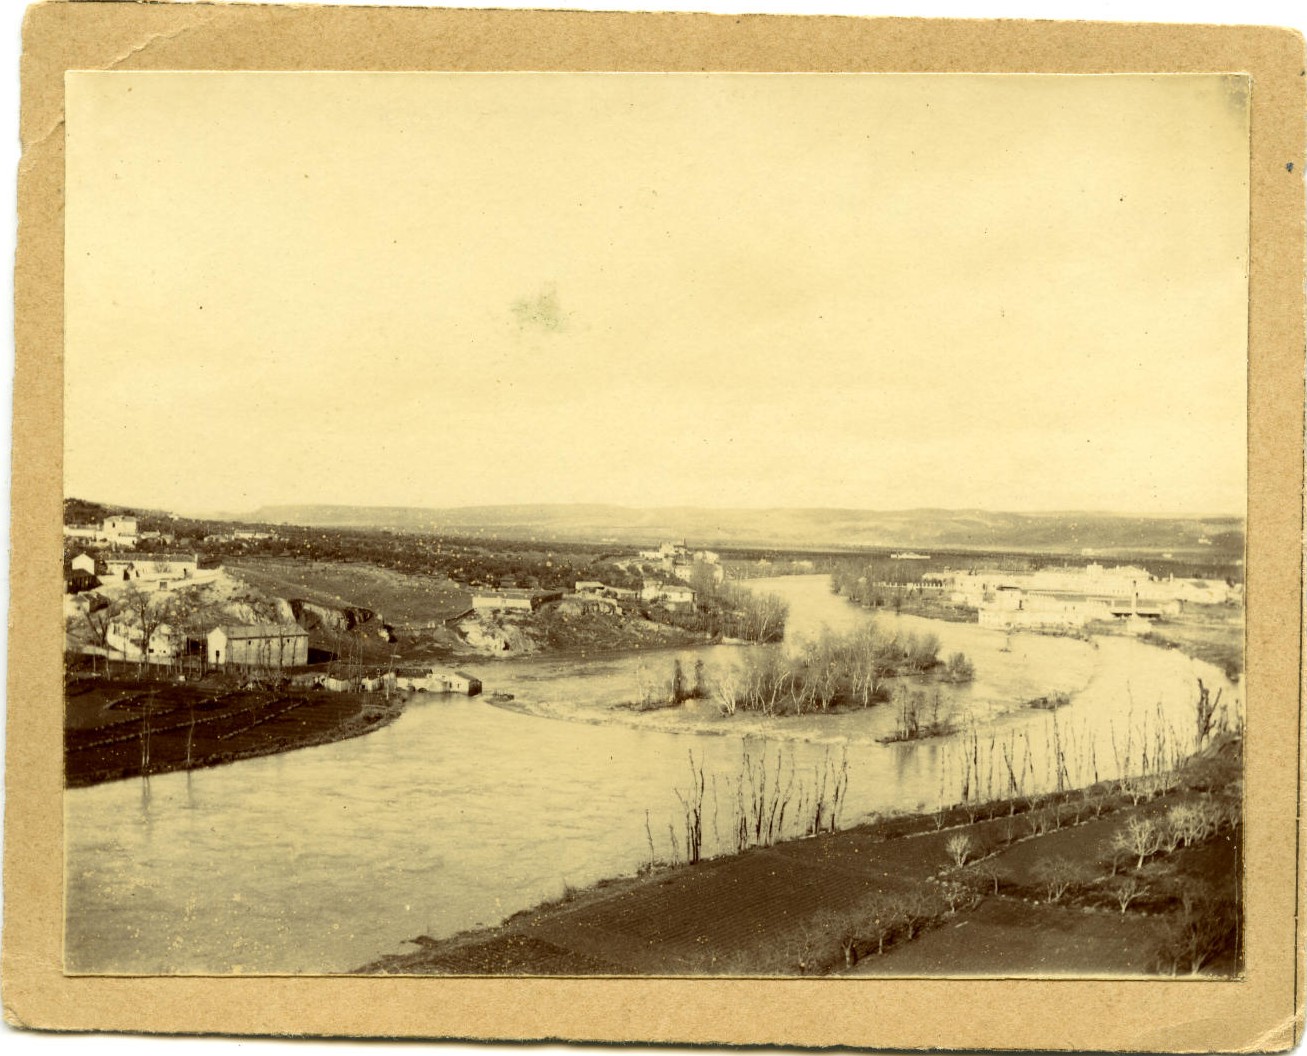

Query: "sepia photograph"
<box><xmin>57</xmin><ymin>67</ymin><xmax>1252</xmax><ymax>981</ymax></box>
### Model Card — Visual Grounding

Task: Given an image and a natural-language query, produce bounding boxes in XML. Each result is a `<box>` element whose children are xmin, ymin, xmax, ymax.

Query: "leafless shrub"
<box><xmin>775</xmin><ymin>924</ymin><xmax>833</xmax><ymax>976</ymax></box>
<box><xmin>809</xmin><ymin>909</ymin><xmax>861</xmax><ymax>969</ymax></box>
<box><xmin>1112</xmin><ymin>876</ymin><xmax>1146</xmax><ymax>915</ymax></box>
<box><xmin>938</xmin><ymin>878</ymin><xmax>978</xmax><ymax>915</ymax></box>
<box><xmin>898</xmin><ymin>887</ymin><xmax>944</xmax><ymax>940</ymax></box>
<box><xmin>1122</xmin><ymin>816</ymin><xmax>1161</xmax><ymax>869</ymax></box>
<box><xmin>1106</xmin><ymin>828</ymin><xmax>1134</xmax><ymax>877</ymax></box>
<box><xmin>1194</xmin><ymin>678</ymin><xmax>1222</xmax><ymax>750</ymax></box>
<box><xmin>855</xmin><ymin>893</ymin><xmax>900</xmax><ymax>956</ymax></box>
<box><xmin>1166</xmin><ymin>803</ymin><xmax>1204</xmax><ymax>850</ymax></box>
<box><xmin>967</xmin><ymin>859</ymin><xmax>1002</xmax><ymax>896</ymax></box>
<box><xmin>682</xmin><ymin>757</ymin><xmax>707</xmax><ymax>863</ymax></box>
<box><xmin>1153</xmin><ymin>885</ymin><xmax>1239</xmax><ymax>976</ymax></box>
<box><xmin>945</xmin><ymin>832</ymin><xmax>973</xmax><ymax>868</ymax></box>
<box><xmin>1032</xmin><ymin>856</ymin><xmax>1081</xmax><ymax>903</ymax></box>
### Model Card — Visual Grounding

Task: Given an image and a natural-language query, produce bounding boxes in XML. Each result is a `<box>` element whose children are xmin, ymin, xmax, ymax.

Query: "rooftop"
<box><xmin>215</xmin><ymin>623</ymin><xmax>309</xmax><ymax>640</ymax></box>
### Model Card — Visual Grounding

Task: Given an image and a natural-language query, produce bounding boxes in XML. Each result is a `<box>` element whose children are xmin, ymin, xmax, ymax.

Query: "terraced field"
<box><xmin>227</xmin><ymin>558</ymin><xmax>471</xmax><ymax>628</ymax></box>
<box><xmin>65</xmin><ymin>675</ymin><xmax>404</xmax><ymax>787</ymax></box>
<box><xmin>360</xmin><ymin>738</ymin><xmax>1242</xmax><ymax>978</ymax></box>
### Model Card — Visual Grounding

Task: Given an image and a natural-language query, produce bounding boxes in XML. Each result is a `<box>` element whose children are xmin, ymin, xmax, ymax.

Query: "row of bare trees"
<box><xmin>651</xmin><ymin>745</ymin><xmax>851</xmax><ymax>868</ymax></box>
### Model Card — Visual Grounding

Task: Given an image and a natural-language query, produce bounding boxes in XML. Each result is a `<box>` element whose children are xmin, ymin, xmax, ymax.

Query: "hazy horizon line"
<box><xmin>67</xmin><ymin>494</ymin><xmax>1248</xmax><ymax>523</ymax></box>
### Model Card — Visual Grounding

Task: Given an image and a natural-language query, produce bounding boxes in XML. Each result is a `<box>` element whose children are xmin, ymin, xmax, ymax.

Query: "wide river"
<box><xmin>65</xmin><ymin>575</ymin><xmax>1238</xmax><ymax>974</ymax></box>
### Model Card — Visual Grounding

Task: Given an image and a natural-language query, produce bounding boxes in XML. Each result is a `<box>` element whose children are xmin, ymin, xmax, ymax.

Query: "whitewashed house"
<box><xmin>101</xmin><ymin>515</ymin><xmax>139</xmax><ymax>548</ymax></box>
<box><xmin>207</xmin><ymin>624</ymin><xmax>309</xmax><ymax>668</ymax></box>
<box><xmin>393</xmin><ymin>667</ymin><xmax>482</xmax><ymax>695</ymax></box>
<box><xmin>106</xmin><ymin>617</ymin><xmax>182</xmax><ymax>662</ymax></box>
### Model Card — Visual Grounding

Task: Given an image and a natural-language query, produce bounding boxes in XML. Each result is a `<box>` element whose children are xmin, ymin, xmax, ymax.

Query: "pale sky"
<box><xmin>64</xmin><ymin>72</ymin><xmax>1249</xmax><ymax>516</ymax></box>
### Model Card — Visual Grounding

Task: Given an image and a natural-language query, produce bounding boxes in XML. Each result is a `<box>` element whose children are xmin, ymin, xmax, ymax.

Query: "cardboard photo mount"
<box><xmin>6</xmin><ymin>2</ymin><xmax>1305</xmax><ymax>1048</ymax></box>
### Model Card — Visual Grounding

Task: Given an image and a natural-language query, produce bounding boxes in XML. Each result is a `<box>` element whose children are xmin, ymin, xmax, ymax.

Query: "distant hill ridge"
<box><xmin>240</xmin><ymin>503</ymin><xmax>1244</xmax><ymax>555</ymax></box>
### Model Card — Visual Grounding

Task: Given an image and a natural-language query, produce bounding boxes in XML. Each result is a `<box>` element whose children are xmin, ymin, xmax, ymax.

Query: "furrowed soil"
<box><xmin>64</xmin><ymin>673</ymin><xmax>404</xmax><ymax>788</ymax></box>
<box><xmin>360</xmin><ymin>738</ymin><xmax>1241</xmax><ymax>977</ymax></box>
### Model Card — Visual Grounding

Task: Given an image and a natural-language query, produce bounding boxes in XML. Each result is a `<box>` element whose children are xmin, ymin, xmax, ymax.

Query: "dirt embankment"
<box><xmin>359</xmin><ymin>737</ymin><xmax>1242</xmax><ymax>978</ymax></box>
<box><xmin>64</xmin><ymin>674</ymin><xmax>405</xmax><ymax>788</ymax></box>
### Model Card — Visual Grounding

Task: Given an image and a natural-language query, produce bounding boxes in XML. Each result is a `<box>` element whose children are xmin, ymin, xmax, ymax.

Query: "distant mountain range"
<box><xmin>239</xmin><ymin>503</ymin><xmax>1244</xmax><ymax>556</ymax></box>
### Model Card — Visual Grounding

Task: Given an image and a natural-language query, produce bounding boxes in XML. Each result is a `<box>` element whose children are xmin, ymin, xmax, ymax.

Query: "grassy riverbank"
<box><xmin>64</xmin><ymin>670</ymin><xmax>407</xmax><ymax>788</ymax></box>
<box><xmin>359</xmin><ymin>734</ymin><xmax>1241</xmax><ymax>977</ymax></box>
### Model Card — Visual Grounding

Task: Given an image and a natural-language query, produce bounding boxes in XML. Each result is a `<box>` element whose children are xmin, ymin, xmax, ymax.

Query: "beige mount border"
<box><xmin>6</xmin><ymin>3</ymin><xmax>1305</xmax><ymax>1048</ymax></box>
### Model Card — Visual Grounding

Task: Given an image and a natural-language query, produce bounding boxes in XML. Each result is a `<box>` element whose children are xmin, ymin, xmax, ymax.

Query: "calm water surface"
<box><xmin>65</xmin><ymin>575</ymin><xmax>1237</xmax><ymax>973</ymax></box>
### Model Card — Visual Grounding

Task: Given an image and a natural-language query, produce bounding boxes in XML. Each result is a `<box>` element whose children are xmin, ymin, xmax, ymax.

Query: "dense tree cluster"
<box><xmin>829</xmin><ymin>560</ymin><xmax>932</xmax><ymax>613</ymax></box>
<box><xmin>715</xmin><ymin>624</ymin><xmax>952</xmax><ymax>717</ymax></box>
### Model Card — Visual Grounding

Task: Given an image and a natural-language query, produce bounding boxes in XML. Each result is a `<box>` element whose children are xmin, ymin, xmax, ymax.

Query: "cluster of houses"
<box><xmin>466</xmin><ymin>547</ymin><xmax>711</xmax><ymax>617</ymax></box>
<box><xmin>89</xmin><ymin>616</ymin><xmax>483</xmax><ymax>696</ymax></box>
<box><xmin>289</xmin><ymin>666</ymin><xmax>481</xmax><ymax>696</ymax></box>
<box><xmin>635</xmin><ymin>541</ymin><xmax>725</xmax><ymax>587</ymax></box>
<box><xmin>66</xmin><ymin>551</ymin><xmax>215</xmax><ymax>596</ymax></box>
<box><xmin>204</xmin><ymin>529</ymin><xmax>276</xmax><ymax>544</ymax></box>
<box><xmin>64</xmin><ymin>514</ymin><xmax>141</xmax><ymax>549</ymax></box>
<box><xmin>567</xmin><ymin>578</ymin><xmax>696</xmax><ymax>612</ymax></box>
<box><xmin>921</xmin><ymin>563</ymin><xmax>1239</xmax><ymax>631</ymax></box>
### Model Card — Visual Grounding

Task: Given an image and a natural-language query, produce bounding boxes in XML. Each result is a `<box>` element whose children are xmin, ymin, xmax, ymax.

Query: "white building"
<box><xmin>207</xmin><ymin>624</ymin><xmax>309</xmax><ymax>668</ymax></box>
<box><xmin>394</xmin><ymin>668</ymin><xmax>483</xmax><ymax>695</ymax></box>
<box><xmin>470</xmin><ymin>589</ymin><xmax>563</xmax><ymax>613</ymax></box>
<box><xmin>102</xmin><ymin>553</ymin><xmax>200</xmax><ymax>584</ymax></box>
<box><xmin>101</xmin><ymin>515</ymin><xmax>138</xmax><ymax>548</ymax></box>
<box><xmin>641</xmin><ymin>581</ymin><xmax>696</xmax><ymax>609</ymax></box>
<box><xmin>106</xmin><ymin>617</ymin><xmax>182</xmax><ymax>662</ymax></box>
<box><xmin>71</xmin><ymin>552</ymin><xmax>96</xmax><ymax>575</ymax></box>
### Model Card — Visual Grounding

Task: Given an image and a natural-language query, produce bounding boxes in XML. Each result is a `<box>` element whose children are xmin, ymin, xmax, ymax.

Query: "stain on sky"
<box><xmin>511</xmin><ymin>285</ymin><xmax>565</xmax><ymax>333</ymax></box>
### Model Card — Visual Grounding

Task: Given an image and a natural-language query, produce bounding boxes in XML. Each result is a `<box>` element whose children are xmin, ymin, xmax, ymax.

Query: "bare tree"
<box><xmin>1032</xmin><ymin>856</ymin><xmax>1080</xmax><ymax>903</ymax></box>
<box><xmin>1123</xmin><ymin>816</ymin><xmax>1160</xmax><ymax>869</ymax></box>
<box><xmin>120</xmin><ymin>584</ymin><xmax>176</xmax><ymax>672</ymax></box>
<box><xmin>945</xmin><ymin>832</ymin><xmax>973</xmax><ymax>868</ymax></box>
<box><xmin>1113</xmin><ymin>876</ymin><xmax>1146</xmax><ymax>915</ymax></box>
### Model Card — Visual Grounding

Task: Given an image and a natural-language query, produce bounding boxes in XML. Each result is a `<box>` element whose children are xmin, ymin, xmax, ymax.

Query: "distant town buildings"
<box><xmin>63</xmin><ymin>514</ymin><xmax>138</xmax><ymax>548</ymax></box>
<box><xmin>204</xmin><ymin>529</ymin><xmax>276</xmax><ymax>544</ymax></box>
<box><xmin>922</xmin><ymin>562</ymin><xmax>1238</xmax><ymax>632</ymax></box>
